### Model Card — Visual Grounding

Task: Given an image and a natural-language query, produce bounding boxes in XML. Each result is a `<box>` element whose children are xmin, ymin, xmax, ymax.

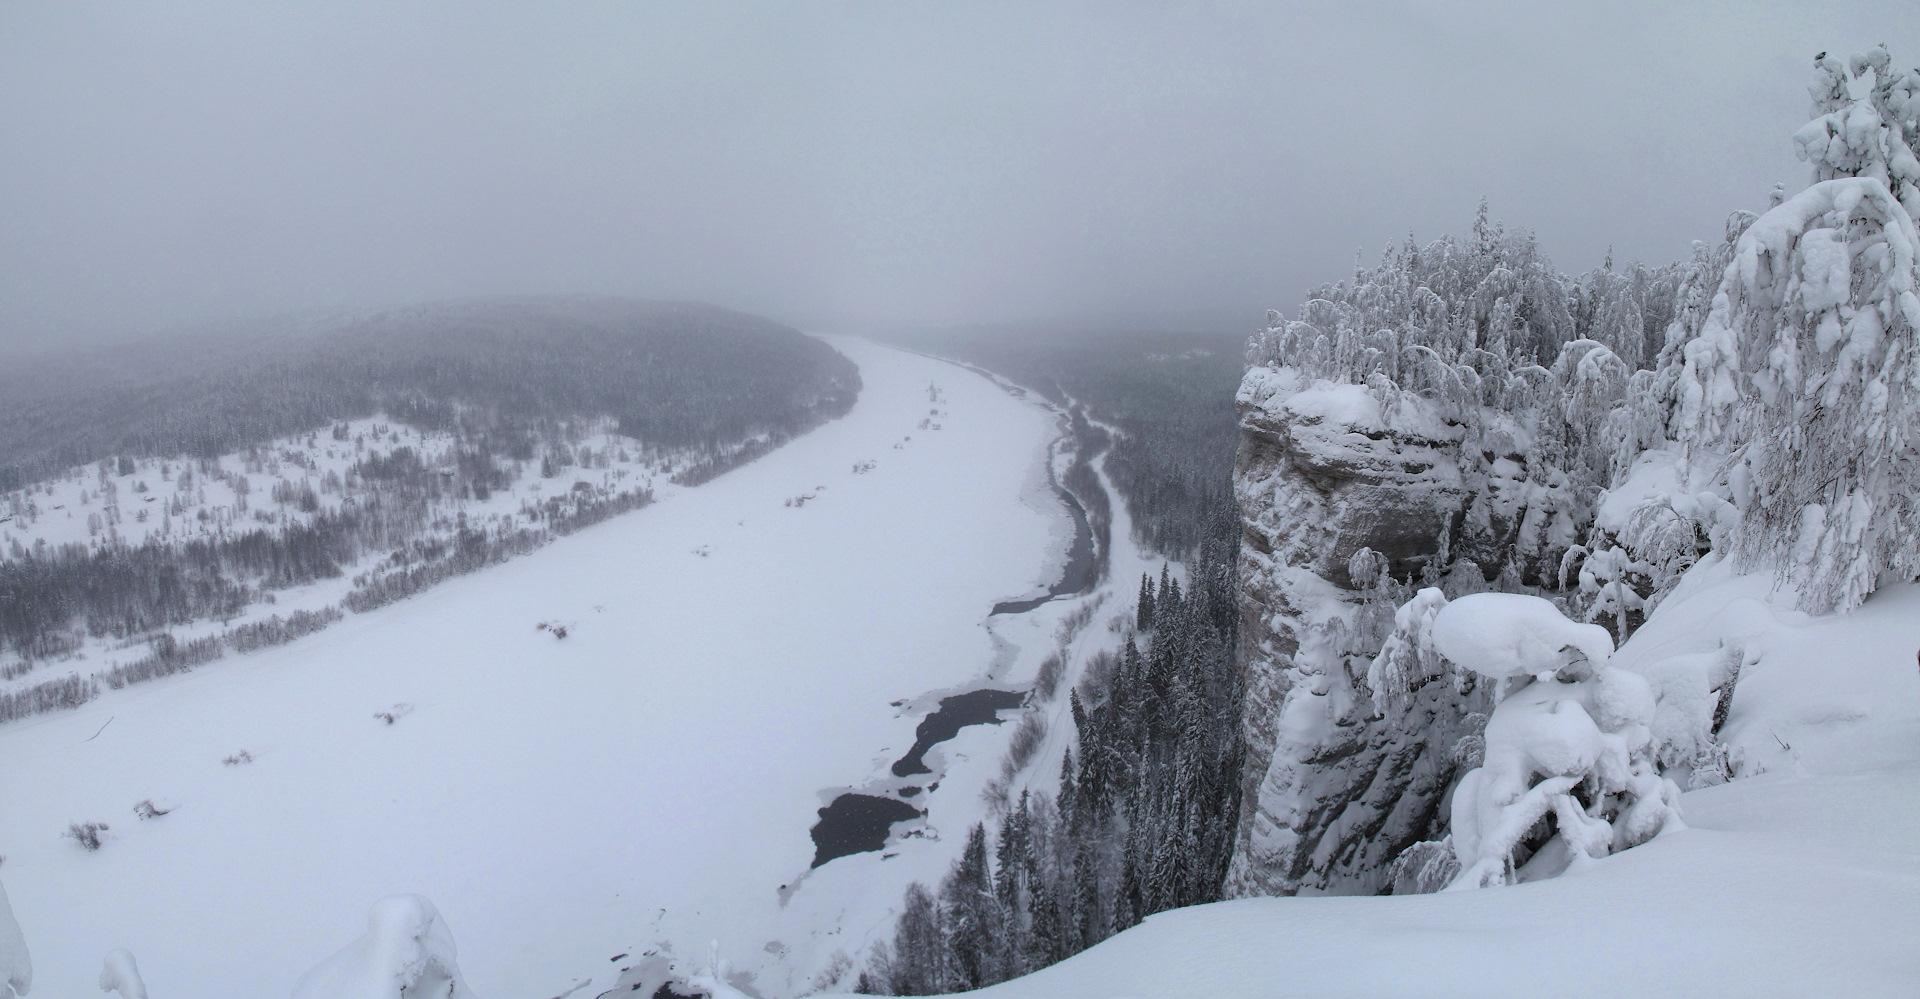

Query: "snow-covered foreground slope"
<box><xmin>954</xmin><ymin>566</ymin><xmax>1920</xmax><ymax>999</ymax></box>
<box><xmin>0</xmin><ymin>338</ymin><xmax>1071</xmax><ymax>998</ymax></box>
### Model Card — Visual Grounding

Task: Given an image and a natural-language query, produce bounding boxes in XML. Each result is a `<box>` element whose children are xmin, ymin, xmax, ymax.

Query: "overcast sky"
<box><xmin>3</xmin><ymin>1</ymin><xmax>1915</xmax><ymax>348</ymax></box>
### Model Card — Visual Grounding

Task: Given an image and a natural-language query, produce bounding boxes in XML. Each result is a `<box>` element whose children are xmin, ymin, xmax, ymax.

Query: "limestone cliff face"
<box><xmin>1225</xmin><ymin>367</ymin><xmax>1530</xmax><ymax>897</ymax></box>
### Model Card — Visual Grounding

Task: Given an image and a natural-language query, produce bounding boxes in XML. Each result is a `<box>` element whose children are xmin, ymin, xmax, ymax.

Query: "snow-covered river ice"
<box><xmin>0</xmin><ymin>337</ymin><xmax>1113</xmax><ymax>998</ymax></box>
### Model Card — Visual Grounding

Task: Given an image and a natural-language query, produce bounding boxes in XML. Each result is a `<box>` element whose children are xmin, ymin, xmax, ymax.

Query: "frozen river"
<box><xmin>0</xmin><ymin>337</ymin><xmax>1077</xmax><ymax>998</ymax></box>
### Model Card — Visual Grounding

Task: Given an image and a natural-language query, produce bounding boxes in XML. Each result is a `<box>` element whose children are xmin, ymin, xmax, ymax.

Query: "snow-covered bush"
<box><xmin>1432</xmin><ymin>593</ymin><xmax>1682</xmax><ymax>889</ymax></box>
<box><xmin>0</xmin><ymin>879</ymin><xmax>28</xmax><ymax>997</ymax></box>
<box><xmin>1366</xmin><ymin>591</ymin><xmax>1683</xmax><ymax>890</ymax></box>
<box><xmin>291</xmin><ymin>895</ymin><xmax>476</xmax><ymax>999</ymax></box>
<box><xmin>65</xmin><ymin>822</ymin><xmax>108</xmax><ymax>852</ymax></box>
<box><xmin>1364</xmin><ymin>586</ymin><xmax>1450</xmax><ymax>714</ymax></box>
<box><xmin>98</xmin><ymin>949</ymin><xmax>145</xmax><ymax>999</ymax></box>
<box><xmin>1383</xmin><ymin>837</ymin><xmax>1459</xmax><ymax>896</ymax></box>
<box><xmin>1559</xmin><ymin>542</ymin><xmax>1652</xmax><ymax>640</ymax></box>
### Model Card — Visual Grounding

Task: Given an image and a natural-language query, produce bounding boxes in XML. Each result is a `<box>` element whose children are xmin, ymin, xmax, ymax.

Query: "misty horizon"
<box><xmin>2</xmin><ymin>2</ymin><xmax>1915</xmax><ymax>348</ymax></box>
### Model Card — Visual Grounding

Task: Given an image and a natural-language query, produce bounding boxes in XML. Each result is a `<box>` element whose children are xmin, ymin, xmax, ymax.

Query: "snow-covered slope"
<box><xmin>0</xmin><ymin>338</ymin><xmax>1080</xmax><ymax>998</ymax></box>
<box><xmin>0</xmin><ymin>415</ymin><xmax>673</xmax><ymax>702</ymax></box>
<box><xmin>932</xmin><ymin>566</ymin><xmax>1920</xmax><ymax>999</ymax></box>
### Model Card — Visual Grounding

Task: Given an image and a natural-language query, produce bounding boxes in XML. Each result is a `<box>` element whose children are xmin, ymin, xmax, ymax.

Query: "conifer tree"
<box><xmin>940</xmin><ymin>824</ymin><xmax>1003</xmax><ymax>991</ymax></box>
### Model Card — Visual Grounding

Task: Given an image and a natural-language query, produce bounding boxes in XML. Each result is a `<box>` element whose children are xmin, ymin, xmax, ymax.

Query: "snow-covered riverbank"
<box><xmin>0</xmin><ymin>338</ymin><xmax>1083</xmax><ymax>998</ymax></box>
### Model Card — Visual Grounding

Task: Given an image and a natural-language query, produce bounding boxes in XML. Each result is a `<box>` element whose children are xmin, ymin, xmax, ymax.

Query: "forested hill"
<box><xmin>0</xmin><ymin>296</ymin><xmax>859</xmax><ymax>492</ymax></box>
<box><xmin>0</xmin><ymin>297</ymin><xmax>858</xmax><ymax>723</ymax></box>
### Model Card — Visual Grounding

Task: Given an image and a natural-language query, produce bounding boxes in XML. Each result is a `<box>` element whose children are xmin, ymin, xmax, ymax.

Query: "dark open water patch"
<box><xmin>991</xmin><ymin>483</ymin><xmax>1097</xmax><ymax>615</ymax></box>
<box><xmin>810</xmin><ymin>793</ymin><xmax>925</xmax><ymax>868</ymax></box>
<box><xmin>891</xmin><ymin>688</ymin><xmax>1027</xmax><ymax>777</ymax></box>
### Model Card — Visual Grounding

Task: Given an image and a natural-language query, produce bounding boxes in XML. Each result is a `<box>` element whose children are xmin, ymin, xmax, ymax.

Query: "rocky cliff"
<box><xmin>1223</xmin><ymin>366</ymin><xmax>1576</xmax><ymax>897</ymax></box>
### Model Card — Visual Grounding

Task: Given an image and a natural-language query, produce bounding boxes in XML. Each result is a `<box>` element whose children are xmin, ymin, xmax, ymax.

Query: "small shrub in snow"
<box><xmin>373</xmin><ymin>702</ymin><xmax>414</xmax><ymax>725</ymax></box>
<box><xmin>66</xmin><ymin>822</ymin><xmax>109</xmax><ymax>851</ymax></box>
<box><xmin>1032</xmin><ymin>650</ymin><xmax>1066</xmax><ymax>701</ymax></box>
<box><xmin>1426</xmin><ymin>593</ymin><xmax>1683</xmax><ymax>889</ymax></box>
<box><xmin>223</xmin><ymin>749</ymin><xmax>253</xmax><ymax>765</ymax></box>
<box><xmin>1686</xmin><ymin>742</ymin><xmax>1741</xmax><ymax>790</ymax></box>
<box><xmin>131</xmin><ymin>799</ymin><xmax>170</xmax><ymax>820</ymax></box>
<box><xmin>1385</xmin><ymin>838</ymin><xmax>1460</xmax><ymax>895</ymax></box>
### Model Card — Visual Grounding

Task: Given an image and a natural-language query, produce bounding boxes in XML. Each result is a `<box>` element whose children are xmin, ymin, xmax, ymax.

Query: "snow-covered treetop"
<box><xmin>1795</xmin><ymin>45</ymin><xmax>1920</xmax><ymax>223</ymax></box>
<box><xmin>1247</xmin><ymin>202</ymin><xmax>1673</xmax><ymax>394</ymax></box>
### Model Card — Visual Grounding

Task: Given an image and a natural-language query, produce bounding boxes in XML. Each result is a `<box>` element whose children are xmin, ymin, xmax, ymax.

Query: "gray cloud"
<box><xmin>2</xmin><ymin>1</ymin><xmax>1915</xmax><ymax>349</ymax></box>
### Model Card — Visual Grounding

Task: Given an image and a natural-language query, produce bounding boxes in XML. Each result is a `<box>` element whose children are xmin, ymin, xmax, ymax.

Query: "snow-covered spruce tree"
<box><xmin>938</xmin><ymin>825</ymin><xmax>1005</xmax><ymax>992</ymax></box>
<box><xmin>1674</xmin><ymin>46</ymin><xmax>1920</xmax><ymax>613</ymax></box>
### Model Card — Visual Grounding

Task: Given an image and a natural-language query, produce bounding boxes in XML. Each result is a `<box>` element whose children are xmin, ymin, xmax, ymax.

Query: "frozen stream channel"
<box><xmin>0</xmin><ymin>337</ymin><xmax>1076</xmax><ymax>998</ymax></box>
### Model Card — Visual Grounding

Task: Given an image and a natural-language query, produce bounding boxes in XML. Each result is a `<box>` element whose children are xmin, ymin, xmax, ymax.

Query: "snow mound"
<box><xmin>0</xmin><ymin>881</ymin><xmax>27</xmax><ymax>997</ymax></box>
<box><xmin>1430</xmin><ymin>592</ymin><xmax>1615</xmax><ymax>680</ymax></box>
<box><xmin>290</xmin><ymin>895</ymin><xmax>475</xmax><ymax>999</ymax></box>
<box><xmin>97</xmin><ymin>949</ymin><xmax>145</xmax><ymax>999</ymax></box>
<box><xmin>1449</xmin><ymin>667</ymin><xmax>1681</xmax><ymax>889</ymax></box>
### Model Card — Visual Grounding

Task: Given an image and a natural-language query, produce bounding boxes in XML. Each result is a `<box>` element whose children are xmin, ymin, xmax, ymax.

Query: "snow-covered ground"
<box><xmin>945</xmin><ymin>559</ymin><xmax>1920</xmax><ymax>999</ymax></box>
<box><xmin>0</xmin><ymin>337</ymin><xmax>1113</xmax><ymax>998</ymax></box>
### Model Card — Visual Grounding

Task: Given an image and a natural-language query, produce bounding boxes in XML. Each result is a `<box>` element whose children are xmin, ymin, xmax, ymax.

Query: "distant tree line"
<box><xmin>860</xmin><ymin>568</ymin><xmax>1242</xmax><ymax>994</ymax></box>
<box><xmin>100</xmin><ymin>607</ymin><xmax>343</xmax><ymax>689</ymax></box>
<box><xmin>0</xmin><ymin>298</ymin><xmax>858</xmax><ymax>491</ymax></box>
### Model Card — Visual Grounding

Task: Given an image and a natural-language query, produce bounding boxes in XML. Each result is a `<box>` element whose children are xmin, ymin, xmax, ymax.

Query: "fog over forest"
<box><xmin>3</xmin><ymin>1</ymin><xmax>1916</xmax><ymax>351</ymax></box>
